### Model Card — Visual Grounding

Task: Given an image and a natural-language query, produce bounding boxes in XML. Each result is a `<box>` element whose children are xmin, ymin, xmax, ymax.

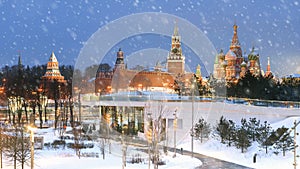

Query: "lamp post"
<box><xmin>191</xmin><ymin>77</ymin><xmax>196</xmax><ymax>158</ymax></box>
<box><xmin>27</xmin><ymin>126</ymin><xmax>35</xmax><ymax>169</ymax></box>
<box><xmin>73</xmin><ymin>87</ymin><xmax>81</xmax><ymax>124</ymax></box>
<box><xmin>146</xmin><ymin>112</ymin><xmax>152</xmax><ymax>169</ymax></box>
<box><xmin>173</xmin><ymin>109</ymin><xmax>177</xmax><ymax>157</ymax></box>
<box><xmin>40</xmin><ymin>95</ymin><xmax>48</xmax><ymax>123</ymax></box>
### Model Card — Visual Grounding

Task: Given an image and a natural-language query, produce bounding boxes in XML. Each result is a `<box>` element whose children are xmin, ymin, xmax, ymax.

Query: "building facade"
<box><xmin>213</xmin><ymin>24</ymin><xmax>272</xmax><ymax>82</ymax></box>
<box><xmin>95</xmin><ymin>24</ymin><xmax>196</xmax><ymax>94</ymax></box>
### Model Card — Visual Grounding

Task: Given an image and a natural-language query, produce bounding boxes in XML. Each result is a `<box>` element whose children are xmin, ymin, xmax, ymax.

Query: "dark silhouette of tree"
<box><xmin>273</xmin><ymin>126</ymin><xmax>293</xmax><ymax>156</ymax></box>
<box><xmin>208</xmin><ymin>75</ymin><xmax>226</xmax><ymax>97</ymax></box>
<box><xmin>246</xmin><ymin>118</ymin><xmax>261</xmax><ymax>142</ymax></box>
<box><xmin>216</xmin><ymin>116</ymin><xmax>230</xmax><ymax>144</ymax></box>
<box><xmin>227</xmin><ymin>71</ymin><xmax>280</xmax><ymax>100</ymax></box>
<box><xmin>192</xmin><ymin>117</ymin><xmax>211</xmax><ymax>143</ymax></box>
<box><xmin>257</xmin><ymin>121</ymin><xmax>273</xmax><ymax>154</ymax></box>
<box><xmin>97</xmin><ymin>63</ymin><xmax>112</xmax><ymax>73</ymax></box>
<box><xmin>60</xmin><ymin>65</ymin><xmax>74</xmax><ymax>127</ymax></box>
<box><xmin>235</xmin><ymin>118</ymin><xmax>251</xmax><ymax>153</ymax></box>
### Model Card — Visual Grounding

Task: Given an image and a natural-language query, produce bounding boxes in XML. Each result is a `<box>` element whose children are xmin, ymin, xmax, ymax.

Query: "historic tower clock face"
<box><xmin>172</xmin><ymin>48</ymin><xmax>178</xmax><ymax>54</ymax></box>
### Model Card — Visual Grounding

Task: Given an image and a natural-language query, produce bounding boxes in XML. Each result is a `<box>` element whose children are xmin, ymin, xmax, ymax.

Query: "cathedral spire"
<box><xmin>173</xmin><ymin>20</ymin><xmax>179</xmax><ymax>36</ymax></box>
<box><xmin>231</xmin><ymin>23</ymin><xmax>240</xmax><ymax>47</ymax></box>
<box><xmin>230</xmin><ymin>23</ymin><xmax>242</xmax><ymax>58</ymax></box>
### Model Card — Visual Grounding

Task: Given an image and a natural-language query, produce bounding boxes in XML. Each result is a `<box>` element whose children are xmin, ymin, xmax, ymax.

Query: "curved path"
<box><xmin>174</xmin><ymin>148</ymin><xmax>254</xmax><ymax>169</ymax></box>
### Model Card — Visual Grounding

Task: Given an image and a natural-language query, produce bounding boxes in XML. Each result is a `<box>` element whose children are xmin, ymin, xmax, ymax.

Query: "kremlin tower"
<box><xmin>167</xmin><ymin>22</ymin><xmax>185</xmax><ymax>75</ymax></box>
<box><xmin>42</xmin><ymin>52</ymin><xmax>66</xmax><ymax>83</ymax></box>
<box><xmin>114</xmin><ymin>48</ymin><xmax>125</xmax><ymax>71</ymax></box>
<box><xmin>265</xmin><ymin>57</ymin><xmax>272</xmax><ymax>77</ymax></box>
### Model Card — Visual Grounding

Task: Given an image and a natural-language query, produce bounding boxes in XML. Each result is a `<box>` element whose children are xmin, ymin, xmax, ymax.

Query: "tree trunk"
<box><xmin>32</xmin><ymin>105</ymin><xmax>36</xmax><ymax>126</ymax></box>
<box><xmin>14</xmin><ymin>154</ymin><xmax>16</xmax><ymax>169</ymax></box>
<box><xmin>8</xmin><ymin>109</ymin><xmax>11</xmax><ymax>124</ymax></box>
<box><xmin>12</xmin><ymin>114</ymin><xmax>15</xmax><ymax>125</ymax></box>
<box><xmin>54</xmin><ymin>99</ymin><xmax>59</xmax><ymax>129</ymax></box>
<box><xmin>69</xmin><ymin>98</ymin><xmax>74</xmax><ymax>128</ymax></box>
<box><xmin>38</xmin><ymin>103</ymin><xmax>43</xmax><ymax>129</ymax></box>
<box><xmin>44</xmin><ymin>105</ymin><xmax>47</xmax><ymax>122</ymax></box>
<box><xmin>24</xmin><ymin>103</ymin><xmax>28</xmax><ymax>123</ymax></box>
<box><xmin>200</xmin><ymin>129</ymin><xmax>203</xmax><ymax>143</ymax></box>
<box><xmin>17</xmin><ymin>109</ymin><xmax>22</xmax><ymax>125</ymax></box>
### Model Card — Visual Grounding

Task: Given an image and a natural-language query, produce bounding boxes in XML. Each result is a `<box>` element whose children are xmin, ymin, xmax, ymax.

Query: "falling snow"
<box><xmin>0</xmin><ymin>0</ymin><xmax>298</xmax><ymax>77</ymax></box>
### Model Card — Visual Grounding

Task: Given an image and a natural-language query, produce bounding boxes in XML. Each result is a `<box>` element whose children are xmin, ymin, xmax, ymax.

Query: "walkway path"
<box><xmin>174</xmin><ymin>148</ymin><xmax>254</xmax><ymax>169</ymax></box>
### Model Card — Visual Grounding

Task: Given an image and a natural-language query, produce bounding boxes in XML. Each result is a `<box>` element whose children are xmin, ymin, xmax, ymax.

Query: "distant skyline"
<box><xmin>0</xmin><ymin>0</ymin><xmax>299</xmax><ymax>77</ymax></box>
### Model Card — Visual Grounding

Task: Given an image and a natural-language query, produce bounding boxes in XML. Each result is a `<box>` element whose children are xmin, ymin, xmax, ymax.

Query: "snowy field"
<box><xmin>2</xmin><ymin>102</ymin><xmax>300</xmax><ymax>169</ymax></box>
<box><xmin>2</xmin><ymin>127</ymin><xmax>202</xmax><ymax>169</ymax></box>
<box><xmin>179</xmin><ymin>116</ymin><xmax>300</xmax><ymax>169</ymax></box>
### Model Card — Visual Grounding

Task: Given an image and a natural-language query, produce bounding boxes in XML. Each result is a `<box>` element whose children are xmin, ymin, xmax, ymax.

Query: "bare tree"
<box><xmin>145</xmin><ymin>101</ymin><xmax>169</xmax><ymax>169</ymax></box>
<box><xmin>0</xmin><ymin>126</ymin><xmax>4</xmax><ymax>168</ymax></box>
<box><xmin>97</xmin><ymin>113</ymin><xmax>112</xmax><ymax>160</ymax></box>
<box><xmin>4</xmin><ymin>126</ymin><xmax>31</xmax><ymax>169</ymax></box>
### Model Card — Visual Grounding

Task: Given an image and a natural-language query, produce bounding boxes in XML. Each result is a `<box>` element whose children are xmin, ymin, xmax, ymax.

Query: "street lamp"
<box><xmin>73</xmin><ymin>87</ymin><xmax>81</xmax><ymax>124</ymax></box>
<box><xmin>191</xmin><ymin>77</ymin><xmax>196</xmax><ymax>158</ymax></box>
<box><xmin>146</xmin><ymin>112</ymin><xmax>152</xmax><ymax>169</ymax></box>
<box><xmin>40</xmin><ymin>95</ymin><xmax>48</xmax><ymax>123</ymax></box>
<box><xmin>27</xmin><ymin>126</ymin><xmax>36</xmax><ymax>169</ymax></box>
<box><xmin>173</xmin><ymin>109</ymin><xmax>177</xmax><ymax>157</ymax></box>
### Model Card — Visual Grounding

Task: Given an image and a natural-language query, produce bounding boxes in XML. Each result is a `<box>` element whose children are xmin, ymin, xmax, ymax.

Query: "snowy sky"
<box><xmin>0</xmin><ymin>0</ymin><xmax>299</xmax><ymax>77</ymax></box>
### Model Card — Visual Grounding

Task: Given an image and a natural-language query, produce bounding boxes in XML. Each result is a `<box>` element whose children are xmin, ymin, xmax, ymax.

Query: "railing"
<box><xmin>95</xmin><ymin>95</ymin><xmax>300</xmax><ymax>109</ymax></box>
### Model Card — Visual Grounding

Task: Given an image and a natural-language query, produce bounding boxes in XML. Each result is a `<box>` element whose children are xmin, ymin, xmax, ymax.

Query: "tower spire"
<box><xmin>167</xmin><ymin>22</ymin><xmax>185</xmax><ymax>75</ymax></box>
<box><xmin>231</xmin><ymin>23</ymin><xmax>240</xmax><ymax>47</ymax></box>
<box><xmin>114</xmin><ymin>48</ymin><xmax>125</xmax><ymax>70</ymax></box>
<box><xmin>18</xmin><ymin>52</ymin><xmax>22</xmax><ymax>66</ymax></box>
<box><xmin>230</xmin><ymin>23</ymin><xmax>242</xmax><ymax>58</ymax></box>
<box><xmin>196</xmin><ymin>64</ymin><xmax>202</xmax><ymax>79</ymax></box>
<box><xmin>173</xmin><ymin>20</ymin><xmax>179</xmax><ymax>36</ymax></box>
<box><xmin>265</xmin><ymin>56</ymin><xmax>272</xmax><ymax>77</ymax></box>
<box><xmin>42</xmin><ymin>52</ymin><xmax>66</xmax><ymax>83</ymax></box>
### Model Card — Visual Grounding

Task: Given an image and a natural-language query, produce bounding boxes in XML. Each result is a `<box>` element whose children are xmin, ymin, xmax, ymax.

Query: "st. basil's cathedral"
<box><xmin>213</xmin><ymin>24</ymin><xmax>272</xmax><ymax>82</ymax></box>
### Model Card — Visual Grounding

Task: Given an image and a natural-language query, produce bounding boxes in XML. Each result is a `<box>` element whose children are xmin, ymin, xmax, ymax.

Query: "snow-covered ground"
<box><xmin>2</xmin><ymin>103</ymin><xmax>300</xmax><ymax>169</ymax></box>
<box><xmin>2</xmin><ymin>127</ymin><xmax>202</xmax><ymax>169</ymax></box>
<box><xmin>179</xmin><ymin>116</ymin><xmax>300</xmax><ymax>169</ymax></box>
